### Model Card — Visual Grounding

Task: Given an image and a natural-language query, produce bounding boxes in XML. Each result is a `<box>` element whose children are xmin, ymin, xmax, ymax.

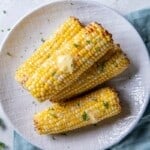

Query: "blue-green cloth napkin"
<box><xmin>14</xmin><ymin>9</ymin><xmax>150</xmax><ymax>150</ymax></box>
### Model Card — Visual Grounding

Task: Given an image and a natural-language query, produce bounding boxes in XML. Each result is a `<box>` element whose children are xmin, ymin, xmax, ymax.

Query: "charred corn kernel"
<box><xmin>51</xmin><ymin>47</ymin><xmax>129</xmax><ymax>102</ymax></box>
<box><xmin>15</xmin><ymin>17</ymin><xmax>83</xmax><ymax>85</ymax></box>
<box><xmin>25</xmin><ymin>22</ymin><xmax>113</xmax><ymax>101</ymax></box>
<box><xmin>34</xmin><ymin>87</ymin><xmax>121</xmax><ymax>134</ymax></box>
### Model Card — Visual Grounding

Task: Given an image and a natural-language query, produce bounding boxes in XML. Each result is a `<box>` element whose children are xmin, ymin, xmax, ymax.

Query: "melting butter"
<box><xmin>57</xmin><ymin>54</ymin><xmax>73</xmax><ymax>73</ymax></box>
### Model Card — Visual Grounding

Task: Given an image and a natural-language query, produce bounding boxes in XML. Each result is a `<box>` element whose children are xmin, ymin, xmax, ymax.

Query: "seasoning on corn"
<box><xmin>23</xmin><ymin>22</ymin><xmax>113</xmax><ymax>101</ymax></box>
<box><xmin>34</xmin><ymin>87</ymin><xmax>121</xmax><ymax>134</ymax></box>
<box><xmin>15</xmin><ymin>16</ymin><xmax>83</xmax><ymax>85</ymax></box>
<box><xmin>51</xmin><ymin>46</ymin><xmax>129</xmax><ymax>102</ymax></box>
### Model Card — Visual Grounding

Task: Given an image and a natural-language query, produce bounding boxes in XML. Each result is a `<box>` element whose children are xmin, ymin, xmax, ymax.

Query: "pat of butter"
<box><xmin>57</xmin><ymin>55</ymin><xmax>73</xmax><ymax>73</ymax></box>
<box><xmin>85</xmin><ymin>109</ymin><xmax>99</xmax><ymax>124</ymax></box>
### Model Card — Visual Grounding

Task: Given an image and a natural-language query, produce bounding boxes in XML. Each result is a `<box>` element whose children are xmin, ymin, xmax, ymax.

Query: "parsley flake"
<box><xmin>6</xmin><ymin>52</ymin><xmax>12</xmax><ymax>56</ymax></box>
<box><xmin>98</xmin><ymin>63</ymin><xmax>104</xmax><ymax>72</ymax></box>
<box><xmin>51</xmin><ymin>72</ymin><xmax>56</xmax><ymax>76</ymax></box>
<box><xmin>73</xmin><ymin>43</ymin><xmax>79</xmax><ymax>48</ymax></box>
<box><xmin>50</xmin><ymin>113</ymin><xmax>57</xmax><ymax>118</ymax></box>
<box><xmin>3</xmin><ymin>10</ymin><xmax>6</xmax><ymax>14</ymax></box>
<box><xmin>82</xmin><ymin>111</ymin><xmax>89</xmax><ymax>121</ymax></box>
<box><xmin>0</xmin><ymin>141</ymin><xmax>6</xmax><ymax>149</ymax></box>
<box><xmin>103</xmin><ymin>101</ymin><xmax>109</xmax><ymax>109</ymax></box>
<box><xmin>52</xmin><ymin>136</ymin><xmax>56</xmax><ymax>140</ymax></box>
<box><xmin>86</xmin><ymin>40</ymin><xmax>91</xmax><ymax>44</ymax></box>
<box><xmin>1</xmin><ymin>29</ymin><xmax>4</xmax><ymax>32</ymax></box>
<box><xmin>92</xmin><ymin>98</ymin><xmax>97</xmax><ymax>101</ymax></box>
<box><xmin>77</xmin><ymin>102</ymin><xmax>80</xmax><ymax>106</ymax></box>
<box><xmin>95</xmin><ymin>47</ymin><xmax>100</xmax><ymax>51</ymax></box>
<box><xmin>41</xmin><ymin>38</ymin><xmax>45</xmax><ymax>43</ymax></box>
<box><xmin>7</xmin><ymin>28</ymin><xmax>11</xmax><ymax>31</ymax></box>
<box><xmin>32</xmin><ymin>101</ymin><xmax>36</xmax><ymax>105</ymax></box>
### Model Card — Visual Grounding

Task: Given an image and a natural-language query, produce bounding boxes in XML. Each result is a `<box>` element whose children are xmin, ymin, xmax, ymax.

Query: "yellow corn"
<box><xmin>34</xmin><ymin>87</ymin><xmax>121</xmax><ymax>134</ymax></box>
<box><xmin>51</xmin><ymin>46</ymin><xmax>129</xmax><ymax>102</ymax></box>
<box><xmin>15</xmin><ymin>17</ymin><xmax>83</xmax><ymax>85</ymax></box>
<box><xmin>98</xmin><ymin>44</ymin><xmax>121</xmax><ymax>63</ymax></box>
<box><xmin>24</xmin><ymin>22</ymin><xmax>113</xmax><ymax>101</ymax></box>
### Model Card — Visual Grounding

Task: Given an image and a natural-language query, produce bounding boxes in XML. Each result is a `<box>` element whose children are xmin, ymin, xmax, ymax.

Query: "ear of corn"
<box><xmin>34</xmin><ymin>87</ymin><xmax>121</xmax><ymax>134</ymax></box>
<box><xmin>15</xmin><ymin>17</ymin><xmax>83</xmax><ymax>85</ymax></box>
<box><xmin>51</xmin><ymin>46</ymin><xmax>129</xmax><ymax>102</ymax></box>
<box><xmin>24</xmin><ymin>22</ymin><xmax>113</xmax><ymax>101</ymax></box>
<box><xmin>99</xmin><ymin>44</ymin><xmax>121</xmax><ymax>63</ymax></box>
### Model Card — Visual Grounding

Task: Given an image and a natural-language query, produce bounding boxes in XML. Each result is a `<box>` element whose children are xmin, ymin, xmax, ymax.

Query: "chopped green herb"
<box><xmin>86</xmin><ymin>40</ymin><xmax>91</xmax><ymax>44</ymax></box>
<box><xmin>61</xmin><ymin>133</ymin><xmax>67</xmax><ymax>136</ymax></box>
<box><xmin>0</xmin><ymin>141</ymin><xmax>6</xmax><ymax>149</ymax></box>
<box><xmin>40</xmin><ymin>32</ymin><xmax>42</xmax><ymax>35</ymax></box>
<box><xmin>82</xmin><ymin>111</ymin><xmax>89</xmax><ymax>121</ymax></box>
<box><xmin>51</xmin><ymin>136</ymin><xmax>56</xmax><ymax>140</ymax></box>
<box><xmin>1</xmin><ymin>29</ymin><xmax>4</xmax><ymax>32</ymax></box>
<box><xmin>98</xmin><ymin>63</ymin><xmax>104</xmax><ymax>72</ymax></box>
<box><xmin>32</xmin><ymin>101</ymin><xmax>36</xmax><ymax>105</ymax></box>
<box><xmin>48</xmin><ymin>108</ymin><xmax>54</xmax><ymax>111</ymax></box>
<box><xmin>50</xmin><ymin>113</ymin><xmax>57</xmax><ymax>118</ymax></box>
<box><xmin>51</xmin><ymin>72</ymin><xmax>56</xmax><ymax>76</ymax></box>
<box><xmin>71</xmin><ymin>63</ymin><xmax>74</xmax><ymax>68</ymax></box>
<box><xmin>6</xmin><ymin>52</ymin><xmax>12</xmax><ymax>56</ymax></box>
<box><xmin>77</xmin><ymin>102</ymin><xmax>80</xmax><ymax>106</ymax></box>
<box><xmin>3</xmin><ymin>10</ymin><xmax>6</xmax><ymax>14</ymax></box>
<box><xmin>7</xmin><ymin>28</ymin><xmax>10</xmax><ymax>31</ymax></box>
<box><xmin>103</xmin><ymin>101</ymin><xmax>109</xmax><ymax>109</ymax></box>
<box><xmin>95</xmin><ymin>47</ymin><xmax>100</xmax><ymax>51</ymax></box>
<box><xmin>70</xmin><ymin>2</ymin><xmax>74</xmax><ymax>5</ymax></box>
<box><xmin>96</xmin><ymin>37</ymin><xmax>100</xmax><ymax>41</ymax></box>
<box><xmin>92</xmin><ymin>98</ymin><xmax>97</xmax><ymax>101</ymax></box>
<box><xmin>41</xmin><ymin>38</ymin><xmax>45</xmax><ymax>43</ymax></box>
<box><xmin>73</xmin><ymin>43</ymin><xmax>79</xmax><ymax>48</ymax></box>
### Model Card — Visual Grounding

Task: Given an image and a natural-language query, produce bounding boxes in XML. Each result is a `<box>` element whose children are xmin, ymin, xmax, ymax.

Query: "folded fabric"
<box><xmin>14</xmin><ymin>8</ymin><xmax>150</xmax><ymax>150</ymax></box>
<box><xmin>14</xmin><ymin>132</ymin><xmax>41</xmax><ymax>150</ymax></box>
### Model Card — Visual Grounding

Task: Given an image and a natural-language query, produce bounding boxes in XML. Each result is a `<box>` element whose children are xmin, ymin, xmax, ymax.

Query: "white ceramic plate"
<box><xmin>0</xmin><ymin>0</ymin><xmax>150</xmax><ymax>150</ymax></box>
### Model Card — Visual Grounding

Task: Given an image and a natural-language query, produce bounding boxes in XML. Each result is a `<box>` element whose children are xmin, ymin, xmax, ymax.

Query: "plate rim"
<box><xmin>0</xmin><ymin>0</ymin><xmax>150</xmax><ymax>149</ymax></box>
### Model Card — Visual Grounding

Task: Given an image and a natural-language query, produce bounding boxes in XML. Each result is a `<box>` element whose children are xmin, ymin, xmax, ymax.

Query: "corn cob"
<box><xmin>15</xmin><ymin>17</ymin><xmax>83</xmax><ymax>85</ymax></box>
<box><xmin>51</xmin><ymin>47</ymin><xmax>129</xmax><ymax>102</ymax></box>
<box><xmin>98</xmin><ymin>44</ymin><xmax>121</xmax><ymax>63</ymax></box>
<box><xmin>34</xmin><ymin>87</ymin><xmax>121</xmax><ymax>134</ymax></box>
<box><xmin>24</xmin><ymin>22</ymin><xmax>113</xmax><ymax>101</ymax></box>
